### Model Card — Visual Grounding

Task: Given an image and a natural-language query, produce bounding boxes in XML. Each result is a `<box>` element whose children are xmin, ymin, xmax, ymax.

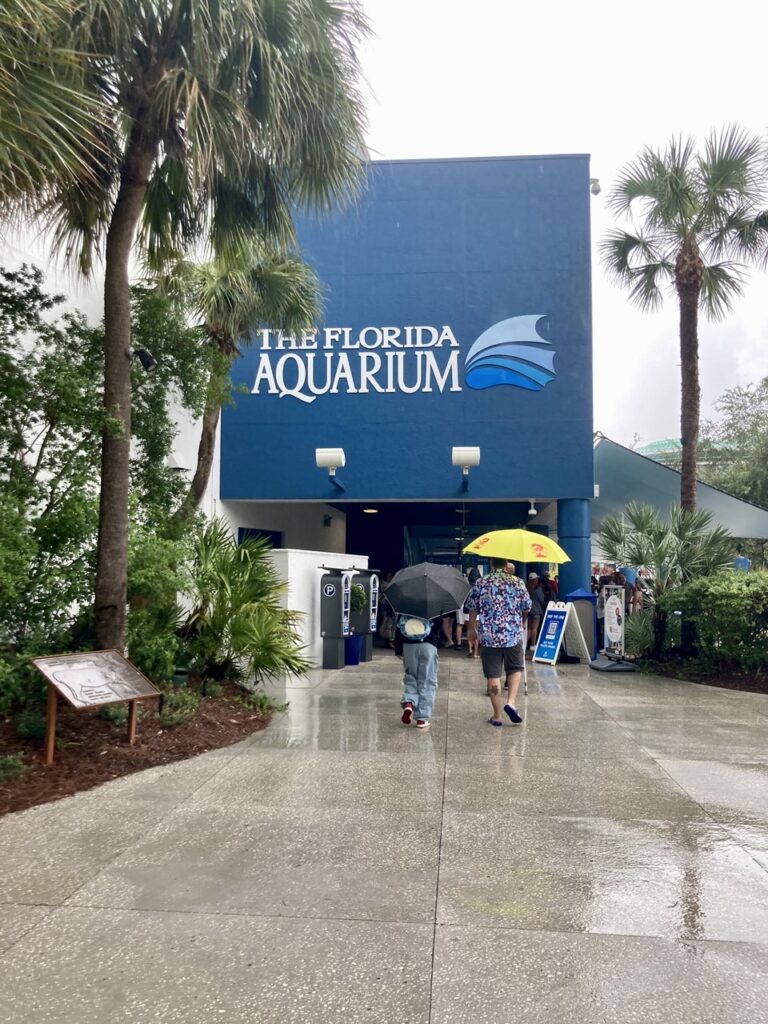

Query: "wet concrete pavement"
<box><xmin>1</xmin><ymin>651</ymin><xmax>768</xmax><ymax>1022</ymax></box>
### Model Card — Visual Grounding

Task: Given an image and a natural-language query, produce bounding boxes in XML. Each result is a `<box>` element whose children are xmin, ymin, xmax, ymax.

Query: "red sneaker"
<box><xmin>415</xmin><ymin>719</ymin><xmax>431</xmax><ymax>730</ymax></box>
<box><xmin>401</xmin><ymin>702</ymin><xmax>414</xmax><ymax>725</ymax></box>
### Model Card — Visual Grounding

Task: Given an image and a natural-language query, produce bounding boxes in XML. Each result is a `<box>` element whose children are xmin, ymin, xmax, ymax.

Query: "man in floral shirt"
<box><xmin>466</xmin><ymin>557</ymin><xmax>531</xmax><ymax>726</ymax></box>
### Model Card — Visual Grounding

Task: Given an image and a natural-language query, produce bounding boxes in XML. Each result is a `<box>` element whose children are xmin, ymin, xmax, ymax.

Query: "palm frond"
<box><xmin>699</xmin><ymin>262</ymin><xmax>745</xmax><ymax>321</ymax></box>
<box><xmin>600</xmin><ymin>230</ymin><xmax>673</xmax><ymax>312</ymax></box>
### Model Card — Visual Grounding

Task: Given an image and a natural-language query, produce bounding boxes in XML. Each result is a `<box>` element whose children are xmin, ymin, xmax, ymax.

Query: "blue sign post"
<box><xmin>533</xmin><ymin>605</ymin><xmax>569</xmax><ymax>664</ymax></box>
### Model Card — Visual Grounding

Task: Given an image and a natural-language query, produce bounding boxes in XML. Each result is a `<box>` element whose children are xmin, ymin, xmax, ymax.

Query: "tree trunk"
<box><xmin>93</xmin><ymin>134</ymin><xmax>156</xmax><ymax>650</ymax></box>
<box><xmin>676</xmin><ymin>245</ymin><xmax>702</xmax><ymax>514</ymax></box>
<box><xmin>171</xmin><ymin>385</ymin><xmax>222</xmax><ymax>531</ymax></box>
<box><xmin>652</xmin><ymin>607</ymin><xmax>668</xmax><ymax>660</ymax></box>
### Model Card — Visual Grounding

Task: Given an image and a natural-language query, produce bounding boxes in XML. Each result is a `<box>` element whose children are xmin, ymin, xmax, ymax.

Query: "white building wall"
<box><xmin>268</xmin><ymin>549</ymin><xmax>369</xmax><ymax>670</ymax></box>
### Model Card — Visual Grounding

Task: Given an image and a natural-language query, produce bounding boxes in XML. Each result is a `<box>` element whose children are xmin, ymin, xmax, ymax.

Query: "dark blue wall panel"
<box><xmin>221</xmin><ymin>155</ymin><xmax>593</xmax><ymax>501</ymax></box>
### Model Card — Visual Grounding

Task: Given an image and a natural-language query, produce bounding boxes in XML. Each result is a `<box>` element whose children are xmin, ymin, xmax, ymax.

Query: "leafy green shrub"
<box><xmin>0</xmin><ymin>753</ymin><xmax>27</xmax><ymax>782</ymax></box>
<box><xmin>663</xmin><ymin>571</ymin><xmax>768</xmax><ymax>671</ymax></box>
<box><xmin>599</xmin><ymin>502</ymin><xmax>734</xmax><ymax>657</ymax></box>
<box><xmin>14</xmin><ymin>706</ymin><xmax>46</xmax><ymax>740</ymax></box>
<box><xmin>203</xmin><ymin>681</ymin><xmax>223</xmax><ymax>698</ymax></box>
<box><xmin>350</xmin><ymin>582</ymin><xmax>366</xmax><ymax>614</ymax></box>
<box><xmin>238</xmin><ymin>689</ymin><xmax>289</xmax><ymax>715</ymax></box>
<box><xmin>182</xmin><ymin>520</ymin><xmax>311</xmax><ymax>684</ymax></box>
<box><xmin>158</xmin><ymin>688</ymin><xmax>200</xmax><ymax>728</ymax></box>
<box><xmin>624</xmin><ymin>610</ymin><xmax>653</xmax><ymax>658</ymax></box>
<box><xmin>126</xmin><ymin>607</ymin><xmax>182</xmax><ymax>686</ymax></box>
<box><xmin>98</xmin><ymin>703</ymin><xmax>128</xmax><ymax>726</ymax></box>
<box><xmin>0</xmin><ymin>647</ymin><xmax>56</xmax><ymax>716</ymax></box>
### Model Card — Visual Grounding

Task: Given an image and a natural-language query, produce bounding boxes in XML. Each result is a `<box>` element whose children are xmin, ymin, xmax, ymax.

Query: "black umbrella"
<box><xmin>385</xmin><ymin>563</ymin><xmax>470</xmax><ymax>620</ymax></box>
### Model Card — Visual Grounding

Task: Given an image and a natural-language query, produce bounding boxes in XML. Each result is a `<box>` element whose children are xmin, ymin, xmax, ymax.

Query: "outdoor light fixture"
<box><xmin>363</xmin><ymin>508</ymin><xmax>379</xmax><ymax>514</ymax></box>
<box><xmin>127</xmin><ymin>347</ymin><xmax>158</xmax><ymax>373</ymax></box>
<box><xmin>451</xmin><ymin>446</ymin><xmax>481</xmax><ymax>492</ymax></box>
<box><xmin>528</xmin><ymin>500</ymin><xmax>538</xmax><ymax>517</ymax></box>
<box><xmin>315</xmin><ymin>447</ymin><xmax>346</xmax><ymax>491</ymax></box>
<box><xmin>590</xmin><ymin>178</ymin><xmax>601</xmax><ymax>196</ymax></box>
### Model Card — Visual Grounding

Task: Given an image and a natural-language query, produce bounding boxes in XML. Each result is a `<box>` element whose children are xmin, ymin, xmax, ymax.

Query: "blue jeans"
<box><xmin>401</xmin><ymin>642</ymin><xmax>439</xmax><ymax>720</ymax></box>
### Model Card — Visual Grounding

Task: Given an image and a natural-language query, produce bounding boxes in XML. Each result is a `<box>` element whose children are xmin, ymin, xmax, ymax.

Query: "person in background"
<box><xmin>542</xmin><ymin>570</ymin><xmax>558</xmax><ymax>600</ymax></box>
<box><xmin>466</xmin><ymin>557</ymin><xmax>531</xmax><ymax>727</ymax></box>
<box><xmin>453</xmin><ymin>606</ymin><xmax>466</xmax><ymax>649</ymax></box>
<box><xmin>631</xmin><ymin>573</ymin><xmax>646</xmax><ymax>614</ymax></box>
<box><xmin>526</xmin><ymin>572</ymin><xmax>546</xmax><ymax>653</ymax></box>
<box><xmin>465</xmin><ymin>567</ymin><xmax>481</xmax><ymax>657</ymax></box>
<box><xmin>538</xmin><ymin>573</ymin><xmax>555</xmax><ymax>609</ymax></box>
<box><xmin>440</xmin><ymin>612</ymin><xmax>456</xmax><ymax>647</ymax></box>
<box><xmin>733</xmin><ymin>545</ymin><xmax>752</xmax><ymax>571</ymax></box>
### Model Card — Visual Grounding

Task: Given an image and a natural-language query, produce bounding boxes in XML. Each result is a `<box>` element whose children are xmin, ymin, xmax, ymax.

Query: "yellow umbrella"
<box><xmin>462</xmin><ymin>529</ymin><xmax>571</xmax><ymax>563</ymax></box>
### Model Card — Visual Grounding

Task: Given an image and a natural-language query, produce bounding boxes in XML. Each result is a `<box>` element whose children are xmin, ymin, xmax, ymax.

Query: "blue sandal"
<box><xmin>488</xmin><ymin>718</ymin><xmax>503</xmax><ymax>727</ymax></box>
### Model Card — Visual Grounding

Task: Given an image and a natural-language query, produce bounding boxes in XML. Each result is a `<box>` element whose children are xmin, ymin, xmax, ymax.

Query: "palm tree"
<box><xmin>9</xmin><ymin>0</ymin><xmax>368</xmax><ymax>649</ymax></box>
<box><xmin>601</xmin><ymin>126</ymin><xmax>768</xmax><ymax>512</ymax></box>
<box><xmin>598</xmin><ymin>501</ymin><xmax>734</xmax><ymax>658</ymax></box>
<box><xmin>167</xmin><ymin>244</ymin><xmax>321</xmax><ymax>529</ymax></box>
<box><xmin>183</xmin><ymin>518</ymin><xmax>311</xmax><ymax>683</ymax></box>
<box><xmin>0</xmin><ymin>0</ymin><xmax>102</xmax><ymax>202</ymax></box>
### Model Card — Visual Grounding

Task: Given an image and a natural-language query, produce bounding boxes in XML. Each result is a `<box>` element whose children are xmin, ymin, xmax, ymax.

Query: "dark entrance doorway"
<box><xmin>339</xmin><ymin>501</ymin><xmax>546</xmax><ymax>575</ymax></box>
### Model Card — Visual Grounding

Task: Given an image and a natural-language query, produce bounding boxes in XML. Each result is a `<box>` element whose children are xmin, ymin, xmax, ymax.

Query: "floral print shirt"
<box><xmin>465</xmin><ymin>570</ymin><xmax>532</xmax><ymax>648</ymax></box>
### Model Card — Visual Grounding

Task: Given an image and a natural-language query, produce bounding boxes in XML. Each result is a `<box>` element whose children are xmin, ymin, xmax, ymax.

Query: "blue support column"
<box><xmin>557</xmin><ymin>498</ymin><xmax>591</xmax><ymax>596</ymax></box>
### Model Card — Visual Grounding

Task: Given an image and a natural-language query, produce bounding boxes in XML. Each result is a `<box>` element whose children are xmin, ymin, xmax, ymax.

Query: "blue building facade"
<box><xmin>220</xmin><ymin>155</ymin><xmax>594</xmax><ymax>590</ymax></box>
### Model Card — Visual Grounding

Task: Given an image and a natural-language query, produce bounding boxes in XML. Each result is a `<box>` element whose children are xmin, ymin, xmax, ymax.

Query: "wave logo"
<box><xmin>464</xmin><ymin>314</ymin><xmax>556</xmax><ymax>392</ymax></box>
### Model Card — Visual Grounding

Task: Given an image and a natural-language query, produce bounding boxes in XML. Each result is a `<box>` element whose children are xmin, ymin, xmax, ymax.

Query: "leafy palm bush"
<box><xmin>182</xmin><ymin>521</ymin><xmax>310</xmax><ymax>684</ymax></box>
<box><xmin>599</xmin><ymin>502</ymin><xmax>734</xmax><ymax>657</ymax></box>
<box><xmin>663</xmin><ymin>571</ymin><xmax>768</xmax><ymax>672</ymax></box>
<box><xmin>624</xmin><ymin>609</ymin><xmax>654</xmax><ymax>658</ymax></box>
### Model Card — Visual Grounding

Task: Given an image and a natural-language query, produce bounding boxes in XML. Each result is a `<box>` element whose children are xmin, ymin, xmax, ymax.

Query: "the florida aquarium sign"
<box><xmin>251</xmin><ymin>314</ymin><xmax>556</xmax><ymax>404</ymax></box>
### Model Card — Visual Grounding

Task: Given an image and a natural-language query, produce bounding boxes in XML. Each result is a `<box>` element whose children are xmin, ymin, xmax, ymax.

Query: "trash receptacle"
<box><xmin>344</xmin><ymin>634</ymin><xmax>363</xmax><ymax>666</ymax></box>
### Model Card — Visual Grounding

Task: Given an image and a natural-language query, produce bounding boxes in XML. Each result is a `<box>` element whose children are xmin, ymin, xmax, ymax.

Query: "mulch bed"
<box><xmin>642</xmin><ymin>661</ymin><xmax>768</xmax><ymax>694</ymax></box>
<box><xmin>0</xmin><ymin>686</ymin><xmax>270</xmax><ymax>817</ymax></box>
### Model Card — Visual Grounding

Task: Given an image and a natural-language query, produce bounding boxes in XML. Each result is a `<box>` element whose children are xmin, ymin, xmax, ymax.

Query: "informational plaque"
<box><xmin>32</xmin><ymin>650</ymin><xmax>160</xmax><ymax>708</ymax></box>
<box><xmin>31</xmin><ymin>650</ymin><xmax>161</xmax><ymax>764</ymax></box>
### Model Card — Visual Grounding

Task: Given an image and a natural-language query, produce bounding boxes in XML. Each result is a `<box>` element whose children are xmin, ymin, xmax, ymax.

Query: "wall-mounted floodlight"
<box><xmin>590</xmin><ymin>177</ymin><xmax>601</xmax><ymax>196</ymax></box>
<box><xmin>528</xmin><ymin>500</ymin><xmax>538</xmax><ymax>517</ymax></box>
<box><xmin>315</xmin><ymin>447</ymin><xmax>346</xmax><ymax>491</ymax></box>
<box><xmin>451</xmin><ymin>446</ymin><xmax>481</xmax><ymax>492</ymax></box>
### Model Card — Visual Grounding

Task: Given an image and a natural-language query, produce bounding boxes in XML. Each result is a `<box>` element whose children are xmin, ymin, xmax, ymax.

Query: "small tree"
<box><xmin>602</xmin><ymin>127</ymin><xmax>768</xmax><ymax>511</ymax></box>
<box><xmin>166</xmin><ymin>245</ymin><xmax>321</xmax><ymax>529</ymax></box>
<box><xmin>598</xmin><ymin>501</ymin><xmax>734</xmax><ymax>658</ymax></box>
<box><xmin>700</xmin><ymin>377</ymin><xmax>768</xmax><ymax>511</ymax></box>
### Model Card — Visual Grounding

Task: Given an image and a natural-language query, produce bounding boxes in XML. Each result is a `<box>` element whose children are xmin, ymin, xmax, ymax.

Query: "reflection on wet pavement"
<box><xmin>1</xmin><ymin>648</ymin><xmax>767</xmax><ymax>1021</ymax></box>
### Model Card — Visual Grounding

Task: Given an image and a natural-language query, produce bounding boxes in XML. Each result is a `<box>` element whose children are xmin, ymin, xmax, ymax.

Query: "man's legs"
<box><xmin>503</xmin><ymin>640</ymin><xmax>525</xmax><ymax>723</ymax></box>
<box><xmin>506</xmin><ymin>669</ymin><xmax>522</xmax><ymax>706</ymax></box>
<box><xmin>416</xmin><ymin>643</ymin><xmax>439</xmax><ymax>722</ymax></box>
<box><xmin>400</xmin><ymin>645</ymin><xmax>419</xmax><ymax>722</ymax></box>
<box><xmin>480</xmin><ymin>647</ymin><xmax>504</xmax><ymax>722</ymax></box>
<box><xmin>487</xmin><ymin>676</ymin><xmax>503</xmax><ymax>722</ymax></box>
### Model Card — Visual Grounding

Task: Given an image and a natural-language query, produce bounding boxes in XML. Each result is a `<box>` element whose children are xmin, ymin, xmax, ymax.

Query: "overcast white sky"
<box><xmin>3</xmin><ymin>0</ymin><xmax>766</xmax><ymax>448</ymax></box>
<box><xmin>357</xmin><ymin>0</ymin><xmax>768</xmax><ymax>446</ymax></box>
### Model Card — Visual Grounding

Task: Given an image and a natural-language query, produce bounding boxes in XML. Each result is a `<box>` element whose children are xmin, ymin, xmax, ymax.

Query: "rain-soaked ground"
<box><xmin>1</xmin><ymin>650</ymin><xmax>767</xmax><ymax>1023</ymax></box>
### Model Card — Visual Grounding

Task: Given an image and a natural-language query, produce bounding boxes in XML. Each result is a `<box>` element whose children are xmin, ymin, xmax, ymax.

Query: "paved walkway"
<box><xmin>2</xmin><ymin>650</ymin><xmax>768</xmax><ymax>1023</ymax></box>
